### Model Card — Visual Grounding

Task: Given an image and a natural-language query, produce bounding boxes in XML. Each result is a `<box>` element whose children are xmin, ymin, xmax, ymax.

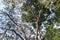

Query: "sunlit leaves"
<box><xmin>3</xmin><ymin>0</ymin><xmax>15</xmax><ymax>8</ymax></box>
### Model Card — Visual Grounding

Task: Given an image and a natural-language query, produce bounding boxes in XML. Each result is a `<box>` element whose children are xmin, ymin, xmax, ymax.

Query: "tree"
<box><xmin>0</xmin><ymin>0</ymin><xmax>60</xmax><ymax>40</ymax></box>
<box><xmin>22</xmin><ymin>0</ymin><xmax>60</xmax><ymax>40</ymax></box>
<box><xmin>22</xmin><ymin>0</ymin><xmax>49</xmax><ymax>40</ymax></box>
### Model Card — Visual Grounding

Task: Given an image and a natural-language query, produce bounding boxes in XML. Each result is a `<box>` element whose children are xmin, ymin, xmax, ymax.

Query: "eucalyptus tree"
<box><xmin>0</xmin><ymin>0</ymin><xmax>60</xmax><ymax>40</ymax></box>
<box><xmin>22</xmin><ymin>0</ymin><xmax>60</xmax><ymax>40</ymax></box>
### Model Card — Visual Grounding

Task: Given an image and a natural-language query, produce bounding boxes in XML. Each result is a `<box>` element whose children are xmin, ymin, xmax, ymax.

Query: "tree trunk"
<box><xmin>36</xmin><ymin>22</ymin><xmax>41</xmax><ymax>40</ymax></box>
<box><xmin>36</xmin><ymin>22</ymin><xmax>38</xmax><ymax>40</ymax></box>
<box><xmin>35</xmin><ymin>10</ymin><xmax>42</xmax><ymax>40</ymax></box>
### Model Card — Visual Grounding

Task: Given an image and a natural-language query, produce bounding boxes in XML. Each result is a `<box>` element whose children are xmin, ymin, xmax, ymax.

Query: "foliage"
<box><xmin>22</xmin><ymin>0</ymin><xmax>60</xmax><ymax>40</ymax></box>
<box><xmin>55</xmin><ymin>3</ymin><xmax>60</xmax><ymax>23</ymax></box>
<box><xmin>0</xmin><ymin>0</ymin><xmax>60</xmax><ymax>40</ymax></box>
<box><xmin>22</xmin><ymin>0</ymin><xmax>51</xmax><ymax>28</ymax></box>
<box><xmin>45</xmin><ymin>24</ymin><xmax>60</xmax><ymax>40</ymax></box>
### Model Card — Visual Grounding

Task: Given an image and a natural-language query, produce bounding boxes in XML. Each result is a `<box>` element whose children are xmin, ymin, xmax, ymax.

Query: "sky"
<box><xmin>0</xmin><ymin>0</ymin><xmax>6</xmax><ymax>10</ymax></box>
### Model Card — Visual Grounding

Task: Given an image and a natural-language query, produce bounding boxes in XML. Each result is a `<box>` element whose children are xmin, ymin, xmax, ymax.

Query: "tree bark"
<box><xmin>36</xmin><ymin>21</ymin><xmax>38</xmax><ymax>40</ymax></box>
<box><xmin>36</xmin><ymin>10</ymin><xmax>42</xmax><ymax>40</ymax></box>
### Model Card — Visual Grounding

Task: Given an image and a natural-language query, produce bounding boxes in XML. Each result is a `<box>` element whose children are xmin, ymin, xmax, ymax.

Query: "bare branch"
<box><xmin>0</xmin><ymin>10</ymin><xmax>25</xmax><ymax>40</ymax></box>
<box><xmin>0</xmin><ymin>27</ymin><xmax>24</xmax><ymax>40</ymax></box>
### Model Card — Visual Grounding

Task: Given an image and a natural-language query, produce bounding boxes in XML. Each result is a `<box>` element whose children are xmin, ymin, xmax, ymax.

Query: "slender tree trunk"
<box><xmin>36</xmin><ymin>20</ymin><xmax>41</xmax><ymax>40</ymax></box>
<box><xmin>38</xmin><ymin>30</ymin><xmax>41</xmax><ymax>40</ymax></box>
<box><xmin>36</xmin><ymin>21</ymin><xmax>38</xmax><ymax>40</ymax></box>
<box><xmin>35</xmin><ymin>10</ymin><xmax>42</xmax><ymax>40</ymax></box>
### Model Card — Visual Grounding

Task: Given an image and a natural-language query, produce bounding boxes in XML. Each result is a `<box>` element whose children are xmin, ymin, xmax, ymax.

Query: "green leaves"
<box><xmin>22</xmin><ymin>0</ymin><xmax>60</xmax><ymax>40</ymax></box>
<box><xmin>55</xmin><ymin>4</ymin><xmax>60</xmax><ymax>23</ymax></box>
<box><xmin>45</xmin><ymin>24</ymin><xmax>60</xmax><ymax>40</ymax></box>
<box><xmin>22</xmin><ymin>0</ymin><xmax>51</xmax><ymax>28</ymax></box>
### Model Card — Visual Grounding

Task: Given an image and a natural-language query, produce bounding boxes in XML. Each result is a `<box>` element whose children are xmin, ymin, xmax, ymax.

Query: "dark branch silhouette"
<box><xmin>0</xmin><ymin>27</ymin><xmax>24</xmax><ymax>40</ymax></box>
<box><xmin>0</xmin><ymin>11</ymin><xmax>24</xmax><ymax>40</ymax></box>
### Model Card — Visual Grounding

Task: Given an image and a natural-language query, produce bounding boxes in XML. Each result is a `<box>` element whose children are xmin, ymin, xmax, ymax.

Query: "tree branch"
<box><xmin>0</xmin><ymin>27</ymin><xmax>24</xmax><ymax>40</ymax></box>
<box><xmin>0</xmin><ymin>11</ymin><xmax>25</xmax><ymax>40</ymax></box>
